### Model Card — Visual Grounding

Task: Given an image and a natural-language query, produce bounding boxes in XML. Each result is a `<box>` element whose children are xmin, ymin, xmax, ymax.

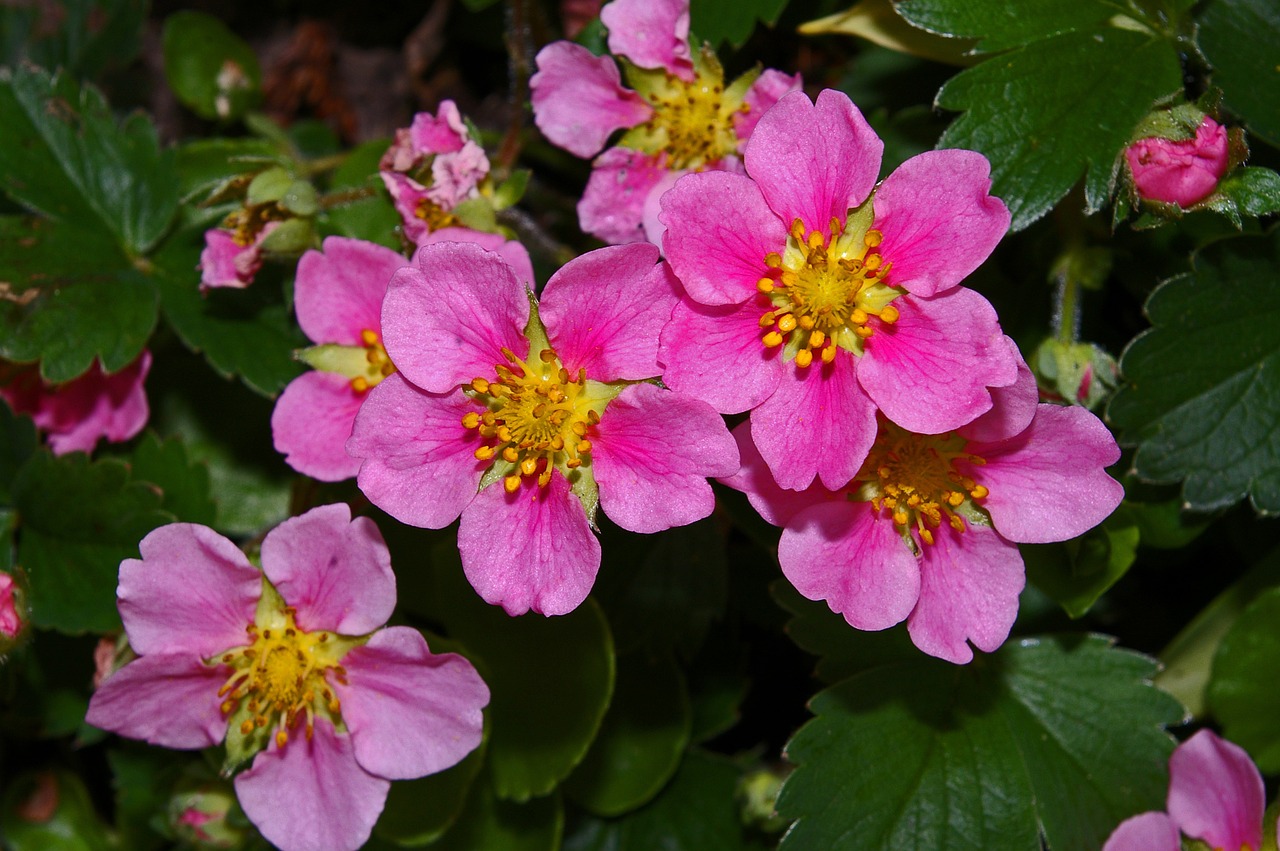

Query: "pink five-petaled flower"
<box><xmin>84</xmin><ymin>504</ymin><xmax>489</xmax><ymax>851</ymax></box>
<box><xmin>1104</xmin><ymin>729</ymin><xmax>1273</xmax><ymax>851</ymax></box>
<box><xmin>530</xmin><ymin>0</ymin><xmax>800</xmax><ymax>245</ymax></box>
<box><xmin>346</xmin><ymin>240</ymin><xmax>739</xmax><ymax>616</ymax></box>
<box><xmin>722</xmin><ymin>364</ymin><xmax>1124</xmax><ymax>663</ymax></box>
<box><xmin>659</xmin><ymin>87</ymin><xmax>1019</xmax><ymax>492</ymax></box>
<box><xmin>1124</xmin><ymin>116</ymin><xmax>1230</xmax><ymax>208</ymax></box>
<box><xmin>200</xmin><ymin>215</ymin><xmax>282</xmax><ymax>291</ymax></box>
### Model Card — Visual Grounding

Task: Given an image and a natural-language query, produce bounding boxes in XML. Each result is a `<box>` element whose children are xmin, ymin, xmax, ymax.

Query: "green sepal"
<box><xmin>493</xmin><ymin>169</ymin><xmax>530</xmax><ymax>210</ymax></box>
<box><xmin>279</xmin><ymin>180</ymin><xmax>318</xmax><ymax>217</ymax></box>
<box><xmin>258</xmin><ymin>216</ymin><xmax>316</xmax><ymax>255</ymax></box>
<box><xmin>452</xmin><ymin>197</ymin><xmax>498</xmax><ymax>233</ymax></box>
<box><xmin>245</xmin><ymin>167</ymin><xmax>293</xmax><ymax>207</ymax></box>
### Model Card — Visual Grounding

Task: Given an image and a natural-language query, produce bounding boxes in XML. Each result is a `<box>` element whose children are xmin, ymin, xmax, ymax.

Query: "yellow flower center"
<box><xmin>224</xmin><ymin>202</ymin><xmax>286</xmax><ymax>247</ymax></box>
<box><xmin>351</xmin><ymin>329</ymin><xmax>395</xmax><ymax>393</ymax></box>
<box><xmin>414</xmin><ymin>196</ymin><xmax>459</xmax><ymax>231</ymax></box>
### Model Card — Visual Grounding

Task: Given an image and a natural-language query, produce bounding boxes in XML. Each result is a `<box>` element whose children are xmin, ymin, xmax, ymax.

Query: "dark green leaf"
<box><xmin>0</xmin><ymin>0</ymin><xmax>147</xmax><ymax>80</ymax></box>
<box><xmin>1207</xmin><ymin>585</ymin><xmax>1280</xmax><ymax>772</ymax></box>
<box><xmin>1197</xmin><ymin>0</ymin><xmax>1280</xmax><ymax>147</ymax></box>
<box><xmin>432</xmin><ymin>779</ymin><xmax>563</xmax><ymax>851</ymax></box>
<box><xmin>895</xmin><ymin>0</ymin><xmax>1118</xmax><ymax>52</ymax></box>
<box><xmin>1023</xmin><ymin>517</ymin><xmax>1140</xmax><ymax>618</ymax></box>
<box><xmin>690</xmin><ymin>0</ymin><xmax>789</xmax><ymax>47</ymax></box>
<box><xmin>162</xmin><ymin>11</ymin><xmax>262</xmax><ymax>122</ymax></box>
<box><xmin>128</xmin><ymin>433</ymin><xmax>217</xmax><ymax>525</ymax></box>
<box><xmin>175</xmin><ymin>137</ymin><xmax>281</xmax><ymax>205</ymax></box>
<box><xmin>376</xmin><ymin>745</ymin><xmax>485</xmax><ymax>846</ymax></box>
<box><xmin>1208</xmin><ymin>167</ymin><xmax>1280</xmax><ymax>222</ymax></box>
<box><xmin>0</xmin><ymin>402</ymin><xmax>38</xmax><ymax>503</ymax></box>
<box><xmin>324</xmin><ymin>138</ymin><xmax>401</xmax><ymax>249</ymax></box>
<box><xmin>1108</xmin><ymin>230</ymin><xmax>1280</xmax><ymax>514</ymax></box>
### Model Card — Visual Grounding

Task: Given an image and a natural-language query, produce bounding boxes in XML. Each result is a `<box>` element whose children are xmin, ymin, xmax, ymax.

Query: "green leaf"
<box><xmin>162</xmin><ymin>11</ymin><xmax>262</xmax><ymax>122</ymax></box>
<box><xmin>896</xmin><ymin>0</ymin><xmax>1124</xmax><ymax>52</ymax></box>
<box><xmin>432</xmin><ymin>779</ymin><xmax>563</xmax><ymax>851</ymax></box>
<box><xmin>324</xmin><ymin>138</ymin><xmax>400</xmax><ymax>249</ymax></box>
<box><xmin>1023</xmin><ymin>517</ymin><xmax>1140</xmax><ymax>618</ymax></box>
<box><xmin>1207</xmin><ymin>584</ymin><xmax>1280</xmax><ymax>772</ymax></box>
<box><xmin>1108</xmin><ymin>230</ymin><xmax>1280</xmax><ymax>514</ymax></box>
<box><xmin>128</xmin><ymin>433</ymin><xmax>217</xmax><ymax>525</ymax></box>
<box><xmin>936</xmin><ymin>27</ymin><xmax>1182</xmax><ymax>230</ymax></box>
<box><xmin>0</xmin><ymin>401</ymin><xmax>38</xmax><ymax>503</ymax></box>
<box><xmin>0</xmin><ymin>66</ymin><xmax>179</xmax><ymax>255</ymax></box>
<box><xmin>690</xmin><ymin>0</ymin><xmax>789</xmax><ymax>47</ymax></box>
<box><xmin>1197</xmin><ymin>0</ymin><xmax>1280</xmax><ymax>147</ymax></box>
<box><xmin>0</xmin><ymin>0</ymin><xmax>147</xmax><ymax>80</ymax></box>
<box><xmin>1206</xmin><ymin>167</ymin><xmax>1280</xmax><ymax>225</ymax></box>
<box><xmin>798</xmin><ymin>1</ymin><xmax>978</xmax><ymax>66</ymax></box>
<box><xmin>375</xmin><ymin>745</ymin><xmax>485</xmax><ymax>846</ymax></box>
<box><xmin>0</xmin><ymin>771</ymin><xmax>114</xmax><ymax>851</ymax></box>
<box><xmin>777</xmin><ymin>634</ymin><xmax>1183</xmax><ymax>851</ymax></box>
<box><xmin>175</xmin><ymin>137</ymin><xmax>281</xmax><ymax>205</ymax></box>
<box><xmin>564</xmin><ymin>651</ymin><xmax>692</xmax><ymax>816</ymax></box>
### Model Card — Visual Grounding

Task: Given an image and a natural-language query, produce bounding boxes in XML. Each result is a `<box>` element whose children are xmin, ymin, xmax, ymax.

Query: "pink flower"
<box><xmin>0</xmin><ymin>572</ymin><xmax>23</xmax><ymax>640</ymax></box>
<box><xmin>722</xmin><ymin>371</ymin><xmax>1123</xmax><ymax>663</ymax></box>
<box><xmin>1103</xmin><ymin>729</ymin><xmax>1271</xmax><ymax>851</ymax></box>
<box><xmin>200</xmin><ymin>220</ymin><xmax>281</xmax><ymax>291</ymax></box>
<box><xmin>1124</xmin><ymin>117</ymin><xmax>1230</xmax><ymax>207</ymax></box>
<box><xmin>660</xmin><ymin>88</ymin><xmax>1019</xmax><ymax>492</ymax></box>
<box><xmin>84</xmin><ymin>503</ymin><xmax>489</xmax><ymax>851</ymax></box>
<box><xmin>530</xmin><ymin>0</ymin><xmax>801</xmax><ymax>244</ymax></box>
<box><xmin>0</xmin><ymin>353</ymin><xmax>151</xmax><ymax>455</ymax></box>
<box><xmin>346</xmin><ymin>240</ymin><xmax>739</xmax><ymax>616</ymax></box>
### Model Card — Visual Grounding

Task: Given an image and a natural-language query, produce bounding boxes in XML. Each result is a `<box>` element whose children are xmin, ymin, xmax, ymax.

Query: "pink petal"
<box><xmin>118</xmin><ymin>524</ymin><xmax>260</xmax><ymax>658</ymax></box>
<box><xmin>381</xmin><ymin>172</ymin><xmax>432</xmax><ymax>246</ymax></box>
<box><xmin>779</xmin><ymin>501</ymin><xmax>919</xmax><ymax>631</ymax></box>
<box><xmin>1101</xmin><ymin>812</ymin><xmax>1181</xmax><ymax>851</ymax></box>
<box><xmin>531</xmin><ymin>41</ymin><xmax>653</xmax><ymax>158</ymax></box>
<box><xmin>86</xmin><ymin>654</ymin><xmax>229</xmax><ymax>749</ymax></box>
<box><xmin>456</xmin><ymin>474</ymin><xmax>600</xmax><ymax>616</ymax></box>
<box><xmin>235</xmin><ymin>718</ymin><xmax>390</xmax><ymax>851</ymax></box>
<box><xmin>38</xmin><ymin>352</ymin><xmax>151</xmax><ymax>456</ymax></box>
<box><xmin>347</xmin><ymin>376</ymin><xmax>484</xmax><ymax>530</ymax></box>
<box><xmin>750</xmin><ymin>352</ymin><xmax>878</xmax><ymax>491</ymax></box>
<box><xmin>1168</xmin><ymin>730</ymin><xmax>1265</xmax><ymax>851</ymax></box>
<box><xmin>858</xmin><ymin>287</ymin><xmax>1017</xmax><ymax>434</ymax></box>
<box><xmin>659</xmin><ymin>170</ymin><xmax>787</xmax><ymax>306</ymax></box>
<box><xmin>592</xmin><ymin>383</ymin><xmax>738</xmax><ymax>533</ymax></box>
<box><xmin>956</xmin><ymin>338</ymin><xmax>1037</xmax><ymax>444</ymax></box>
<box><xmin>658</xmin><ymin>296</ymin><xmax>783</xmax><ymax>414</ymax></box>
<box><xmin>733</xmin><ymin>70</ymin><xmax>803</xmax><ymax>146</ymax></box>
<box><xmin>259</xmin><ymin>504</ymin><xmax>395</xmax><ymax>636</ymax></box>
<box><xmin>409</xmin><ymin>101</ymin><xmax>469</xmax><ymax>156</ymax></box>
<box><xmin>427</xmin><ymin>140</ymin><xmax>490</xmax><ymax>209</ymax></box>
<box><xmin>743</xmin><ymin>89</ymin><xmax>882</xmax><ymax>241</ymax></box>
<box><xmin>337</xmin><ymin>626</ymin><xmax>488</xmax><ymax>781</ymax></box>
<box><xmin>906</xmin><ymin>526</ymin><xmax>1024</xmax><ymax>664</ymax></box>
<box><xmin>718</xmin><ymin>422</ymin><xmax>835</xmax><ymax>527</ymax></box>
<box><xmin>271</xmin><ymin>372</ymin><xmax>365</xmax><ymax>482</ymax></box>
<box><xmin>199</xmin><ymin>228</ymin><xmax>257</xmax><ymax>291</ymax></box>
<box><xmin>419</xmin><ymin>227</ymin><xmax>535</xmax><ymax>288</ymax></box>
<box><xmin>873</xmin><ymin>149</ymin><xmax>1010</xmax><ymax>298</ymax></box>
<box><xmin>578</xmin><ymin>148</ymin><xmax>670</xmax><ymax>245</ymax></box>
<box><xmin>381</xmin><ymin>241</ymin><xmax>530</xmax><ymax>394</ymax></box>
<box><xmin>640</xmin><ymin>166</ymin><xmax>684</xmax><ymax>247</ymax></box>
<box><xmin>294</xmin><ymin>237</ymin><xmax>405</xmax><ymax>345</ymax></box>
<box><xmin>601</xmin><ymin>0</ymin><xmax>693</xmax><ymax>78</ymax></box>
<box><xmin>960</xmin><ymin>404</ymin><xmax>1123</xmax><ymax>544</ymax></box>
<box><xmin>1126</xmin><ymin>117</ymin><xmax>1230</xmax><ymax>207</ymax></box>
<box><xmin>540</xmin><ymin>243</ymin><xmax>677</xmax><ymax>381</ymax></box>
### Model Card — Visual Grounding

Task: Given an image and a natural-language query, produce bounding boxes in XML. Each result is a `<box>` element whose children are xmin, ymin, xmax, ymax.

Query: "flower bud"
<box><xmin>0</xmin><ymin>571</ymin><xmax>29</xmax><ymax>652</ymax></box>
<box><xmin>169</xmin><ymin>784</ymin><xmax>247</xmax><ymax>849</ymax></box>
<box><xmin>1124</xmin><ymin>116</ymin><xmax>1230</xmax><ymax>208</ymax></box>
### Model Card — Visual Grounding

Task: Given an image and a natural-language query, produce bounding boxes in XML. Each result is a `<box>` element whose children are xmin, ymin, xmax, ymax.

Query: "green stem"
<box><xmin>318</xmin><ymin>186</ymin><xmax>377</xmax><ymax>209</ymax></box>
<box><xmin>302</xmin><ymin>152</ymin><xmax>350</xmax><ymax>177</ymax></box>
<box><xmin>1053</xmin><ymin>265</ymin><xmax>1081</xmax><ymax>346</ymax></box>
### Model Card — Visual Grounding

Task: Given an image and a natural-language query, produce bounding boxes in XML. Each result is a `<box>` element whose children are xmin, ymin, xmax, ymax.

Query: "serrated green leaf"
<box><xmin>936</xmin><ymin>27</ymin><xmax>1182</xmax><ymax>230</ymax></box>
<box><xmin>896</xmin><ymin>0</ymin><xmax>1126</xmax><ymax>52</ymax></box>
<box><xmin>1197</xmin><ymin>0</ymin><xmax>1280</xmax><ymax>147</ymax></box>
<box><xmin>128</xmin><ymin>433</ymin><xmax>216</xmax><ymax>525</ymax></box>
<box><xmin>162</xmin><ymin>11</ymin><xmax>262</xmax><ymax>122</ymax></box>
<box><xmin>1207</xmin><ymin>584</ymin><xmax>1280</xmax><ymax>772</ymax></box>
<box><xmin>777</xmin><ymin>634</ymin><xmax>1182</xmax><ymax>851</ymax></box>
<box><xmin>432</xmin><ymin>778</ymin><xmax>563</xmax><ymax>851</ymax></box>
<box><xmin>690</xmin><ymin>0</ymin><xmax>789</xmax><ymax>47</ymax></box>
<box><xmin>0</xmin><ymin>0</ymin><xmax>147</xmax><ymax>80</ymax></box>
<box><xmin>375</xmin><ymin>744</ymin><xmax>485</xmax><ymax>846</ymax></box>
<box><xmin>1108</xmin><ymin>230</ymin><xmax>1280</xmax><ymax>514</ymax></box>
<box><xmin>1023</xmin><ymin>517</ymin><xmax>1140</xmax><ymax>619</ymax></box>
<box><xmin>1213</xmin><ymin>167</ymin><xmax>1280</xmax><ymax>219</ymax></box>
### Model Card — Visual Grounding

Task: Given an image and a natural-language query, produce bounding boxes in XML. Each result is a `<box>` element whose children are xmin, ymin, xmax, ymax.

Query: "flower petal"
<box><xmin>593</xmin><ymin>383</ymin><xmax>738</xmax><ymax>533</ymax></box>
<box><xmin>733</xmin><ymin>69</ymin><xmax>803</xmax><ymax>147</ymax></box>
<box><xmin>906</xmin><ymin>526</ymin><xmax>1024</xmax><ymax>664</ymax></box>
<box><xmin>601</xmin><ymin>0</ymin><xmax>693</xmax><ymax>77</ymax></box>
<box><xmin>32</xmin><ymin>352</ymin><xmax>152</xmax><ymax>456</ymax></box>
<box><xmin>956</xmin><ymin>338</ymin><xmax>1037</xmax><ymax>444</ymax></box>
<box><xmin>419</xmin><ymin>228</ymin><xmax>535</xmax><ymax>288</ymax></box>
<box><xmin>531</xmin><ymin>41</ymin><xmax>653</xmax><ymax>158</ymax></box>
<box><xmin>541</xmin><ymin>243</ymin><xmax>677</xmax><ymax>381</ymax></box>
<box><xmin>456</xmin><ymin>474</ymin><xmax>600</xmax><ymax>616</ymax></box>
<box><xmin>1101</xmin><ymin>812</ymin><xmax>1181</xmax><ymax>851</ymax></box>
<box><xmin>1167</xmin><ymin>730</ymin><xmax>1265</xmax><ymax>851</ymax></box>
<box><xmin>337</xmin><ymin>626</ymin><xmax>488</xmax><ymax>781</ymax></box>
<box><xmin>294</xmin><ymin>237</ymin><xmax>404</xmax><ymax>345</ymax></box>
<box><xmin>578</xmin><ymin>148</ymin><xmax>670</xmax><ymax>245</ymax></box>
<box><xmin>118</xmin><ymin>523</ymin><xmax>260</xmax><ymax>658</ymax></box>
<box><xmin>380</xmin><ymin>172</ymin><xmax>432</xmax><ymax>246</ymax></box>
<box><xmin>347</xmin><ymin>376</ymin><xmax>484</xmax><ymax>529</ymax></box>
<box><xmin>260</xmin><ymin>504</ymin><xmax>395</xmax><ymax>636</ymax></box>
<box><xmin>779</xmin><ymin>501</ymin><xmax>919</xmax><ymax>631</ymax></box>
<box><xmin>718</xmin><ymin>422</ymin><xmax>836</xmax><ymax>527</ymax></box>
<box><xmin>658</xmin><ymin>296</ymin><xmax>783</xmax><ymax>414</ymax></box>
<box><xmin>234</xmin><ymin>718</ymin><xmax>390</xmax><ymax>851</ymax></box>
<box><xmin>86</xmin><ymin>654</ymin><xmax>228</xmax><ymax>749</ymax></box>
<box><xmin>271</xmin><ymin>372</ymin><xmax>365</xmax><ymax>482</ymax></box>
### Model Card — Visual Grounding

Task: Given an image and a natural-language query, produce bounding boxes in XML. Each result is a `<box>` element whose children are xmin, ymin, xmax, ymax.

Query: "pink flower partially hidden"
<box><xmin>85</xmin><ymin>504</ymin><xmax>489</xmax><ymax>851</ymax></box>
<box><xmin>0</xmin><ymin>572</ymin><xmax>23</xmax><ymax>640</ymax></box>
<box><xmin>0</xmin><ymin>353</ymin><xmax>151</xmax><ymax>455</ymax></box>
<box><xmin>1124</xmin><ymin>117</ymin><xmax>1230</xmax><ymax>208</ymax></box>
<box><xmin>1104</xmin><ymin>729</ymin><xmax>1272</xmax><ymax>851</ymax></box>
<box><xmin>200</xmin><ymin>220</ymin><xmax>281</xmax><ymax>291</ymax></box>
<box><xmin>347</xmin><ymin>241</ymin><xmax>739</xmax><ymax>616</ymax></box>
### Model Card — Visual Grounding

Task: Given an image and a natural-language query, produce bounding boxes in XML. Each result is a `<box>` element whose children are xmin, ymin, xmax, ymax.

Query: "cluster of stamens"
<box><xmin>351</xmin><ymin>329</ymin><xmax>395</xmax><ymax>393</ymax></box>
<box><xmin>757</xmin><ymin>218</ymin><xmax>901</xmax><ymax>367</ymax></box>
<box><xmin>641</xmin><ymin>70</ymin><xmax>745</xmax><ymax>171</ymax></box>
<box><xmin>223</xmin><ymin>202</ymin><xmax>287</xmax><ymax>247</ymax></box>
<box><xmin>215</xmin><ymin>607</ymin><xmax>346</xmax><ymax>750</ymax></box>
<box><xmin>414</xmin><ymin>195</ymin><xmax>460</xmax><ymax>231</ymax></box>
<box><xmin>461</xmin><ymin>347</ymin><xmax>598</xmax><ymax>494</ymax></box>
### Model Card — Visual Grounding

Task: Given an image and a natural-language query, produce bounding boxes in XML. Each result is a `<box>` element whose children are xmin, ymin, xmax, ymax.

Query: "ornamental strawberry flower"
<box><xmin>530</xmin><ymin>0</ymin><xmax>800</xmax><ymax>244</ymax></box>
<box><xmin>346</xmin><ymin>240</ymin><xmax>739</xmax><ymax>616</ymax></box>
<box><xmin>722</xmin><ymin>367</ymin><xmax>1123</xmax><ymax>663</ymax></box>
<box><xmin>659</xmin><ymin>87</ymin><xmax>1019</xmax><ymax>491</ymax></box>
<box><xmin>85</xmin><ymin>504</ymin><xmax>489</xmax><ymax>851</ymax></box>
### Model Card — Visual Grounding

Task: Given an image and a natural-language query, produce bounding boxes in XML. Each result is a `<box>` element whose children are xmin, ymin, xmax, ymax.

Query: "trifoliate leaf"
<box><xmin>1207</xmin><ymin>584</ymin><xmax>1280</xmax><ymax>772</ymax></box>
<box><xmin>162</xmin><ymin>11</ymin><xmax>262</xmax><ymax>122</ymax></box>
<box><xmin>690</xmin><ymin>0</ymin><xmax>789</xmax><ymax>47</ymax></box>
<box><xmin>1197</xmin><ymin>0</ymin><xmax>1280</xmax><ymax>147</ymax></box>
<box><xmin>1108</xmin><ymin>230</ymin><xmax>1280</xmax><ymax>514</ymax></box>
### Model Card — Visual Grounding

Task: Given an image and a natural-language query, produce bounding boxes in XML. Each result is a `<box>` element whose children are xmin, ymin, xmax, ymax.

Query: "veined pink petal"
<box><xmin>1101</xmin><ymin>812</ymin><xmax>1181</xmax><ymax>851</ymax></box>
<box><xmin>733</xmin><ymin>70</ymin><xmax>803</xmax><ymax>147</ymax></box>
<box><xmin>295</xmin><ymin>238</ymin><xmax>405</xmax><ymax>346</ymax></box>
<box><xmin>750</xmin><ymin>352</ymin><xmax>878</xmax><ymax>491</ymax></box>
<box><xmin>593</xmin><ymin>383</ymin><xmax>738</xmax><ymax>533</ymax></box>
<box><xmin>658</xmin><ymin>296</ymin><xmax>783</xmax><ymax>413</ymax></box>
<box><xmin>718</xmin><ymin>422</ymin><xmax>836</xmax><ymax>527</ymax></box>
<box><xmin>271</xmin><ymin>372</ymin><xmax>365</xmax><ymax>482</ymax></box>
<box><xmin>119</xmin><ymin>523</ymin><xmax>260</xmax><ymax>658</ymax></box>
<box><xmin>640</xmin><ymin>166</ymin><xmax>685</xmax><ymax>247</ymax></box>
<box><xmin>601</xmin><ymin>0</ymin><xmax>693</xmax><ymax>78</ymax></box>
<box><xmin>380</xmin><ymin>172</ymin><xmax>433</xmax><ymax>246</ymax></box>
<box><xmin>906</xmin><ymin>525</ymin><xmax>1024</xmax><ymax>664</ymax></box>
<box><xmin>660</xmin><ymin>170</ymin><xmax>787</xmax><ymax>306</ymax></box>
<box><xmin>873</xmin><ymin>149</ymin><xmax>1010</xmax><ymax>298</ymax></box>
<box><xmin>31</xmin><ymin>352</ymin><xmax>152</xmax><ymax>456</ymax></box>
<box><xmin>744</xmin><ymin>89</ymin><xmax>882</xmax><ymax>241</ymax></box>
<box><xmin>86</xmin><ymin>654</ymin><xmax>229</xmax><ymax>749</ymax></box>
<box><xmin>409</xmin><ymin>101</ymin><xmax>469</xmax><ymax>156</ymax></box>
<box><xmin>858</xmin><ymin>287</ymin><xmax>1017</xmax><ymax>434</ymax></box>
<box><xmin>260</xmin><ymin>504</ymin><xmax>395</xmax><ymax>636</ymax></box>
<box><xmin>779</xmin><ymin>501</ymin><xmax>919</xmax><ymax>631</ymax></box>
<box><xmin>235</xmin><ymin>718</ymin><xmax>390</xmax><ymax>851</ymax></box>
<box><xmin>956</xmin><ymin>338</ymin><xmax>1037</xmax><ymax>444</ymax></box>
<box><xmin>1167</xmin><ymin>730</ymin><xmax>1265</xmax><ymax>851</ymax></box>
<box><xmin>381</xmin><ymin>242</ymin><xmax>530</xmax><ymax>394</ymax></box>
<box><xmin>347</xmin><ymin>377</ymin><xmax>484</xmax><ymax>530</ymax></box>
<box><xmin>419</xmin><ymin>228</ymin><xmax>535</xmax><ymax>288</ymax></box>
<box><xmin>456</xmin><ymin>474</ymin><xmax>601</xmax><ymax>616</ymax></box>
<box><xmin>541</xmin><ymin>243</ymin><xmax>677</xmax><ymax>381</ymax></box>
<box><xmin>960</xmin><ymin>404</ymin><xmax>1123</xmax><ymax>545</ymax></box>
<box><xmin>338</xmin><ymin>626</ymin><xmax>488</xmax><ymax>781</ymax></box>
<box><xmin>579</xmin><ymin>148</ymin><xmax>670</xmax><ymax>245</ymax></box>
<box><xmin>531</xmin><ymin>41</ymin><xmax>653</xmax><ymax>158</ymax></box>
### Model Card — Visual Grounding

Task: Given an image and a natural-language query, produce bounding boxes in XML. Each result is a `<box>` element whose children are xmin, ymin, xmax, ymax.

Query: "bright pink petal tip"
<box><xmin>531</xmin><ymin>41</ymin><xmax>653</xmax><ymax>158</ymax></box>
<box><xmin>294</xmin><ymin>237</ymin><xmax>405</xmax><ymax>346</ymax></box>
<box><xmin>601</xmin><ymin>0</ymin><xmax>693</xmax><ymax>77</ymax></box>
<box><xmin>1167</xmin><ymin>729</ymin><xmax>1265</xmax><ymax>851</ymax></box>
<box><xmin>579</xmin><ymin>148</ymin><xmax>670</xmax><ymax>245</ymax></box>
<box><xmin>271</xmin><ymin>372</ymin><xmax>365</xmax><ymax>482</ymax></box>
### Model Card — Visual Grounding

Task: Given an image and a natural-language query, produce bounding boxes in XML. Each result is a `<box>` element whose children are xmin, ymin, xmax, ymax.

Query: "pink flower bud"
<box><xmin>0</xmin><ymin>572</ymin><xmax>24</xmax><ymax>640</ymax></box>
<box><xmin>1124</xmin><ymin>117</ymin><xmax>1230</xmax><ymax>207</ymax></box>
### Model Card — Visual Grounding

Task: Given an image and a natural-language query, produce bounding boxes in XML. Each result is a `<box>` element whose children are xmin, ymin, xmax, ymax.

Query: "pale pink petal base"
<box><xmin>86</xmin><ymin>654</ymin><xmax>229</xmax><ymax>749</ymax></box>
<box><xmin>1167</xmin><ymin>729</ymin><xmax>1265</xmax><ymax>851</ymax></box>
<box><xmin>531</xmin><ymin>42</ymin><xmax>652</xmax><ymax>158</ymax></box>
<box><xmin>579</xmin><ymin>148</ymin><xmax>669</xmax><ymax>245</ymax></box>
<box><xmin>271</xmin><ymin>372</ymin><xmax>365</xmax><ymax>482</ymax></box>
<box><xmin>1101</xmin><ymin>812</ymin><xmax>1180</xmax><ymax>851</ymax></box>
